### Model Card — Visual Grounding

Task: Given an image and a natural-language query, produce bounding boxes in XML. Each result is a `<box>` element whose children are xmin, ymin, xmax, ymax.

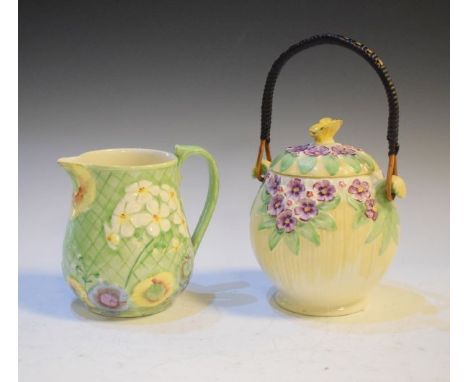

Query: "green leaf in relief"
<box><xmin>377</xmin><ymin>198</ymin><xmax>394</xmax><ymax>215</ymax></box>
<box><xmin>134</xmin><ymin>227</ymin><xmax>145</xmax><ymax>239</ymax></box>
<box><xmin>390</xmin><ymin>209</ymin><xmax>400</xmax><ymax>225</ymax></box>
<box><xmin>256</xmin><ymin>203</ymin><xmax>267</xmax><ymax>214</ymax></box>
<box><xmin>389</xmin><ymin>209</ymin><xmax>400</xmax><ymax>243</ymax></box>
<box><xmin>390</xmin><ymin>221</ymin><xmax>399</xmax><ymax>243</ymax></box>
<box><xmin>343</xmin><ymin>155</ymin><xmax>362</xmax><ymax>173</ymax></box>
<box><xmin>375</xmin><ymin>181</ymin><xmax>398</xmax><ymax>213</ymax></box>
<box><xmin>352</xmin><ymin>211</ymin><xmax>369</xmax><ymax>229</ymax></box>
<box><xmin>165</xmin><ymin>229</ymin><xmax>174</xmax><ymax>242</ymax></box>
<box><xmin>379</xmin><ymin>230</ymin><xmax>392</xmax><ymax>256</ymax></box>
<box><xmin>356</xmin><ymin>152</ymin><xmax>376</xmax><ymax>172</ymax></box>
<box><xmin>297</xmin><ymin>156</ymin><xmax>317</xmax><ymax>174</ymax></box>
<box><xmin>255</xmin><ymin>188</ymin><xmax>270</xmax><ymax>214</ymax></box>
<box><xmin>154</xmin><ymin>240</ymin><xmax>167</xmax><ymax>250</ymax></box>
<box><xmin>261</xmin><ymin>188</ymin><xmax>270</xmax><ymax>202</ymax></box>
<box><xmin>365</xmin><ymin>211</ymin><xmax>387</xmax><ymax>243</ymax></box>
<box><xmin>312</xmin><ymin>212</ymin><xmax>337</xmax><ymax>231</ymax></box>
<box><xmin>296</xmin><ymin>222</ymin><xmax>320</xmax><ymax>246</ymax></box>
<box><xmin>323</xmin><ymin>156</ymin><xmax>340</xmax><ymax>176</ymax></box>
<box><xmin>258</xmin><ymin>218</ymin><xmax>276</xmax><ymax>230</ymax></box>
<box><xmin>268</xmin><ymin>229</ymin><xmax>283</xmax><ymax>251</ymax></box>
<box><xmin>347</xmin><ymin>195</ymin><xmax>363</xmax><ymax>211</ymax></box>
<box><xmin>284</xmin><ymin>231</ymin><xmax>300</xmax><ymax>255</ymax></box>
<box><xmin>318</xmin><ymin>195</ymin><xmax>341</xmax><ymax>211</ymax></box>
<box><xmin>270</xmin><ymin>153</ymin><xmax>283</xmax><ymax>168</ymax></box>
<box><xmin>279</xmin><ymin>153</ymin><xmax>295</xmax><ymax>172</ymax></box>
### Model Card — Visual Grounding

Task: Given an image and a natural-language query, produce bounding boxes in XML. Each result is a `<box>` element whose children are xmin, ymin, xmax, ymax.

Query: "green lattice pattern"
<box><xmin>63</xmin><ymin>164</ymin><xmax>194</xmax><ymax>309</ymax></box>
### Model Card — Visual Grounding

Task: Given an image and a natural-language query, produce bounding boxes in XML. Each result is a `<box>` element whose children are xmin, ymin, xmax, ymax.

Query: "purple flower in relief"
<box><xmin>313</xmin><ymin>180</ymin><xmax>336</xmax><ymax>202</ymax></box>
<box><xmin>286</xmin><ymin>144</ymin><xmax>310</xmax><ymax>154</ymax></box>
<box><xmin>344</xmin><ymin>144</ymin><xmax>359</xmax><ymax>154</ymax></box>
<box><xmin>294</xmin><ymin>198</ymin><xmax>318</xmax><ymax>221</ymax></box>
<box><xmin>268</xmin><ymin>194</ymin><xmax>285</xmax><ymax>216</ymax></box>
<box><xmin>265</xmin><ymin>172</ymin><xmax>281</xmax><ymax>195</ymax></box>
<box><xmin>365</xmin><ymin>199</ymin><xmax>378</xmax><ymax>221</ymax></box>
<box><xmin>304</xmin><ymin>145</ymin><xmax>330</xmax><ymax>157</ymax></box>
<box><xmin>331</xmin><ymin>144</ymin><xmax>357</xmax><ymax>156</ymax></box>
<box><xmin>286</xmin><ymin>178</ymin><xmax>305</xmax><ymax>200</ymax></box>
<box><xmin>89</xmin><ymin>283</ymin><xmax>128</xmax><ymax>312</ymax></box>
<box><xmin>276</xmin><ymin>210</ymin><xmax>297</xmax><ymax>232</ymax></box>
<box><xmin>348</xmin><ymin>179</ymin><xmax>370</xmax><ymax>201</ymax></box>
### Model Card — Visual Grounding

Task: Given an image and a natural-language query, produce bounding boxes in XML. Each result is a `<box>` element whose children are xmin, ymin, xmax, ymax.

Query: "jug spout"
<box><xmin>58</xmin><ymin>156</ymin><xmax>79</xmax><ymax>166</ymax></box>
<box><xmin>57</xmin><ymin>156</ymin><xmax>96</xmax><ymax>218</ymax></box>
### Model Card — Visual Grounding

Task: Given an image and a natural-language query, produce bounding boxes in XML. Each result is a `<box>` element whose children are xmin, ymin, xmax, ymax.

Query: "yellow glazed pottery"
<box><xmin>250</xmin><ymin>34</ymin><xmax>406</xmax><ymax>316</ymax></box>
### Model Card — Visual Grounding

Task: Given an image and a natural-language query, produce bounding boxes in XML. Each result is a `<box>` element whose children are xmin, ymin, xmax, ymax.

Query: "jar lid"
<box><xmin>269</xmin><ymin>118</ymin><xmax>380</xmax><ymax>178</ymax></box>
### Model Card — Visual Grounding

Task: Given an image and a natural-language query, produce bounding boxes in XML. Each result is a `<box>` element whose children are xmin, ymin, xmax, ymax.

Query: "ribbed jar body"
<box><xmin>62</xmin><ymin>162</ymin><xmax>194</xmax><ymax>317</ymax></box>
<box><xmin>250</xmin><ymin>171</ymin><xmax>399</xmax><ymax>316</ymax></box>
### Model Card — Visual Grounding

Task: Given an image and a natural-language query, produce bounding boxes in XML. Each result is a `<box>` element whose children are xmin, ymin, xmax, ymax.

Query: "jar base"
<box><xmin>273</xmin><ymin>290</ymin><xmax>367</xmax><ymax>317</ymax></box>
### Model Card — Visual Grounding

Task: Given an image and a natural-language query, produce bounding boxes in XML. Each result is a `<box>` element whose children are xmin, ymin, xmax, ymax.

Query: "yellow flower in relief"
<box><xmin>172</xmin><ymin>211</ymin><xmax>190</xmax><ymax>237</ymax></box>
<box><xmin>391</xmin><ymin>175</ymin><xmax>407</xmax><ymax>198</ymax></box>
<box><xmin>308</xmin><ymin>117</ymin><xmax>343</xmax><ymax>144</ymax></box>
<box><xmin>181</xmin><ymin>253</ymin><xmax>194</xmax><ymax>281</ymax></box>
<box><xmin>67</xmin><ymin>276</ymin><xmax>92</xmax><ymax>306</ymax></box>
<box><xmin>131</xmin><ymin>272</ymin><xmax>175</xmax><ymax>308</ymax></box>
<box><xmin>168</xmin><ymin>237</ymin><xmax>183</xmax><ymax>253</ymax></box>
<box><xmin>104</xmin><ymin>223</ymin><xmax>120</xmax><ymax>250</ymax></box>
<box><xmin>69</xmin><ymin>165</ymin><xmax>96</xmax><ymax>218</ymax></box>
<box><xmin>58</xmin><ymin>158</ymin><xmax>96</xmax><ymax>218</ymax></box>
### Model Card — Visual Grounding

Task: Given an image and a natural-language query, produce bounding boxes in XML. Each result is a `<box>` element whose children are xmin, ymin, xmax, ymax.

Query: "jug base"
<box><xmin>273</xmin><ymin>291</ymin><xmax>367</xmax><ymax>317</ymax></box>
<box><xmin>87</xmin><ymin>302</ymin><xmax>175</xmax><ymax>318</ymax></box>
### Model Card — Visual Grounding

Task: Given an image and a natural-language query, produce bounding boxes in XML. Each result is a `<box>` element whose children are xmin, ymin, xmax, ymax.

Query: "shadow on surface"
<box><xmin>18</xmin><ymin>269</ymin><xmax>260</xmax><ymax>323</ymax></box>
<box><xmin>19</xmin><ymin>269</ymin><xmax>448</xmax><ymax>332</ymax></box>
<box><xmin>70</xmin><ymin>288</ymin><xmax>216</xmax><ymax>326</ymax></box>
<box><xmin>19</xmin><ymin>272</ymin><xmax>74</xmax><ymax>320</ymax></box>
<box><xmin>268</xmin><ymin>281</ymin><xmax>449</xmax><ymax>333</ymax></box>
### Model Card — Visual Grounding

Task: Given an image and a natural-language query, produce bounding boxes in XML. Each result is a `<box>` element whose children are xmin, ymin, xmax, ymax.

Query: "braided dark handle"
<box><xmin>261</xmin><ymin>33</ymin><xmax>399</xmax><ymax>154</ymax></box>
<box><xmin>256</xmin><ymin>33</ymin><xmax>400</xmax><ymax>200</ymax></box>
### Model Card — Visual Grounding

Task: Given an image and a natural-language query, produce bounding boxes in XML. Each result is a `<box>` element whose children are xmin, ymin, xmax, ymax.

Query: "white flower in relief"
<box><xmin>104</xmin><ymin>223</ymin><xmax>120</xmax><ymax>250</ymax></box>
<box><xmin>172</xmin><ymin>211</ymin><xmax>190</xmax><ymax>237</ymax></box>
<box><xmin>125</xmin><ymin>180</ymin><xmax>160</xmax><ymax>204</ymax></box>
<box><xmin>132</xmin><ymin>200</ymin><xmax>171</xmax><ymax>237</ymax></box>
<box><xmin>111</xmin><ymin>200</ymin><xmax>142</xmax><ymax>238</ymax></box>
<box><xmin>160</xmin><ymin>184</ymin><xmax>179</xmax><ymax>210</ymax></box>
<box><xmin>168</xmin><ymin>237</ymin><xmax>182</xmax><ymax>253</ymax></box>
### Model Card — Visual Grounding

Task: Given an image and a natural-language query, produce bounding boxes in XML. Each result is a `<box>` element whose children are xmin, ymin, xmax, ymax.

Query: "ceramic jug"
<box><xmin>250</xmin><ymin>34</ymin><xmax>407</xmax><ymax>316</ymax></box>
<box><xmin>58</xmin><ymin>146</ymin><xmax>219</xmax><ymax>317</ymax></box>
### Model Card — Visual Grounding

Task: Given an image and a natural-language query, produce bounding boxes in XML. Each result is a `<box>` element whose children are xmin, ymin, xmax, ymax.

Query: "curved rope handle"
<box><xmin>254</xmin><ymin>33</ymin><xmax>400</xmax><ymax>200</ymax></box>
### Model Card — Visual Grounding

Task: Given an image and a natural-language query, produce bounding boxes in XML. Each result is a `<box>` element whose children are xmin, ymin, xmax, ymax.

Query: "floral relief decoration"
<box><xmin>257</xmin><ymin>173</ymin><xmax>340</xmax><ymax>255</ymax></box>
<box><xmin>68</xmin><ymin>179</ymin><xmax>193</xmax><ymax>314</ymax></box>
<box><xmin>66</xmin><ymin>164</ymin><xmax>96</xmax><ymax>218</ymax></box>
<box><xmin>286</xmin><ymin>143</ymin><xmax>358</xmax><ymax>157</ymax></box>
<box><xmin>346</xmin><ymin>179</ymin><xmax>400</xmax><ymax>255</ymax></box>
<box><xmin>257</xmin><ymin>172</ymin><xmax>399</xmax><ymax>256</ymax></box>
<box><xmin>268</xmin><ymin>143</ymin><xmax>377</xmax><ymax>177</ymax></box>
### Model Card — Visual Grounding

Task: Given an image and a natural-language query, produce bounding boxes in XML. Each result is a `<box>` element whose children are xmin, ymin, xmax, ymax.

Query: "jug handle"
<box><xmin>175</xmin><ymin>145</ymin><xmax>220</xmax><ymax>253</ymax></box>
<box><xmin>254</xmin><ymin>33</ymin><xmax>400</xmax><ymax>201</ymax></box>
